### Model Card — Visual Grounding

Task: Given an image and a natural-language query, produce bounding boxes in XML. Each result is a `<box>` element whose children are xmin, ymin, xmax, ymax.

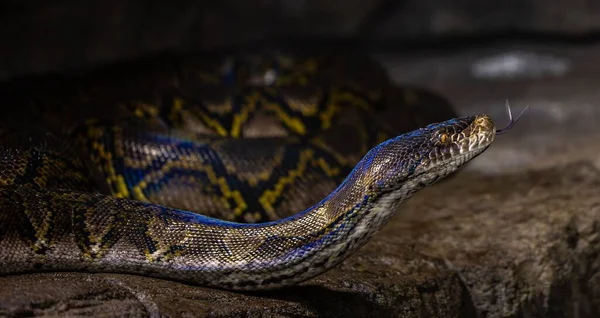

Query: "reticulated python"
<box><xmin>0</xmin><ymin>50</ymin><xmax>498</xmax><ymax>290</ymax></box>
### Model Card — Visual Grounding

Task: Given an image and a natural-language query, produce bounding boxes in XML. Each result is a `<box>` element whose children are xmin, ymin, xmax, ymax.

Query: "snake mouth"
<box><xmin>452</xmin><ymin>114</ymin><xmax>496</xmax><ymax>167</ymax></box>
<box><xmin>465</xmin><ymin>114</ymin><xmax>496</xmax><ymax>153</ymax></box>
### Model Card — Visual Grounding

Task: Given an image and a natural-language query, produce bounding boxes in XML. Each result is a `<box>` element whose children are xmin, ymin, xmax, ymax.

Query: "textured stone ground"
<box><xmin>2</xmin><ymin>44</ymin><xmax>600</xmax><ymax>317</ymax></box>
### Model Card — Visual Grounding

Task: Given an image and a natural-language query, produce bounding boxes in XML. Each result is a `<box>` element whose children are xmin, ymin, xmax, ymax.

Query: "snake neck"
<box><xmin>191</xmin><ymin>153</ymin><xmax>429</xmax><ymax>290</ymax></box>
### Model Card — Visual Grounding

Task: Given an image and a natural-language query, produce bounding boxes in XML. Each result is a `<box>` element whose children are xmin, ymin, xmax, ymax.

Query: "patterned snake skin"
<box><xmin>0</xmin><ymin>50</ymin><xmax>497</xmax><ymax>290</ymax></box>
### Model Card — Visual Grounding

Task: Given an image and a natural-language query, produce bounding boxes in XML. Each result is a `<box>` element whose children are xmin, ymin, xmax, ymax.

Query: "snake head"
<box><xmin>354</xmin><ymin>114</ymin><xmax>496</xmax><ymax>194</ymax></box>
<box><xmin>416</xmin><ymin>114</ymin><xmax>496</xmax><ymax>173</ymax></box>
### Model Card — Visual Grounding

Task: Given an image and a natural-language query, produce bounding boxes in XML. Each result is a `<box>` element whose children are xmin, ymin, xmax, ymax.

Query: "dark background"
<box><xmin>2</xmin><ymin>0</ymin><xmax>600</xmax><ymax>79</ymax></box>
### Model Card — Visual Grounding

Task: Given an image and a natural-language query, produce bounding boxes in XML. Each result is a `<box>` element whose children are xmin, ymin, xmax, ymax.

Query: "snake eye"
<box><xmin>439</xmin><ymin>133</ymin><xmax>449</xmax><ymax>144</ymax></box>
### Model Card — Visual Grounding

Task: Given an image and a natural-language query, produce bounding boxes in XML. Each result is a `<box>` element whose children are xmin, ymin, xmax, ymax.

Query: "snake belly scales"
<box><xmin>0</xmin><ymin>51</ymin><xmax>497</xmax><ymax>291</ymax></box>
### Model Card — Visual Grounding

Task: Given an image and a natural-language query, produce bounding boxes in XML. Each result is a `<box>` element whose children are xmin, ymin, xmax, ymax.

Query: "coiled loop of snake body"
<box><xmin>0</xmin><ymin>51</ymin><xmax>497</xmax><ymax>290</ymax></box>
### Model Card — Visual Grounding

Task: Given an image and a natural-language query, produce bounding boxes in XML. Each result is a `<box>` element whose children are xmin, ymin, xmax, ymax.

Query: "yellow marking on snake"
<box><xmin>259</xmin><ymin>148</ymin><xmax>315</xmax><ymax>213</ymax></box>
<box><xmin>319</xmin><ymin>88</ymin><xmax>375</xmax><ymax>129</ymax></box>
<box><xmin>79</xmin><ymin>200</ymin><xmax>119</xmax><ymax>260</ymax></box>
<box><xmin>262</xmin><ymin>101</ymin><xmax>307</xmax><ymax>135</ymax></box>
<box><xmin>33</xmin><ymin>157</ymin><xmax>65</xmax><ymax>188</ymax></box>
<box><xmin>132</xmin><ymin>101</ymin><xmax>159</xmax><ymax>119</ymax></box>
<box><xmin>319</xmin><ymin>98</ymin><xmax>341</xmax><ymax>130</ymax></box>
<box><xmin>225</xmin><ymin>146</ymin><xmax>286</xmax><ymax>187</ymax></box>
<box><xmin>87</xmin><ymin>125</ymin><xmax>130</xmax><ymax>198</ymax></box>
<box><xmin>309</xmin><ymin>136</ymin><xmax>350</xmax><ymax>167</ymax></box>
<box><xmin>275</xmin><ymin>59</ymin><xmax>318</xmax><ymax>86</ymax></box>
<box><xmin>169</xmin><ymin>97</ymin><xmax>184</xmax><ymax>124</ymax></box>
<box><xmin>172</xmin><ymin>97</ymin><xmax>229</xmax><ymax>136</ymax></box>
<box><xmin>130</xmin><ymin>157</ymin><xmax>248</xmax><ymax>215</ymax></box>
<box><xmin>21</xmin><ymin>197</ymin><xmax>53</xmax><ymax>254</ymax></box>
<box><xmin>195</xmin><ymin>109</ymin><xmax>229</xmax><ymax>136</ymax></box>
<box><xmin>112</xmin><ymin>126</ymin><xmax>126</xmax><ymax>158</ymax></box>
<box><xmin>314</xmin><ymin>157</ymin><xmax>341</xmax><ymax>177</ymax></box>
<box><xmin>297</xmin><ymin>97</ymin><xmax>319</xmax><ymax>116</ymax></box>
<box><xmin>230</xmin><ymin>90</ymin><xmax>260</xmax><ymax>137</ymax></box>
<box><xmin>33</xmin><ymin>157</ymin><xmax>90</xmax><ymax>188</ymax></box>
<box><xmin>144</xmin><ymin>216</ymin><xmax>189</xmax><ymax>262</ymax></box>
<box><xmin>282</xmin><ymin>88</ymin><xmax>321</xmax><ymax>117</ymax></box>
<box><xmin>132</xmin><ymin>180</ymin><xmax>149</xmax><ymax>202</ymax></box>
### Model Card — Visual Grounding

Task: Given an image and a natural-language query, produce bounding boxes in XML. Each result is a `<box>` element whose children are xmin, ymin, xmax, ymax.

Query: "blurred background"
<box><xmin>2</xmin><ymin>1</ymin><xmax>600</xmax><ymax>317</ymax></box>
<box><xmin>1</xmin><ymin>0</ymin><xmax>599</xmax><ymax>75</ymax></box>
<box><xmin>3</xmin><ymin>0</ymin><xmax>600</xmax><ymax>78</ymax></box>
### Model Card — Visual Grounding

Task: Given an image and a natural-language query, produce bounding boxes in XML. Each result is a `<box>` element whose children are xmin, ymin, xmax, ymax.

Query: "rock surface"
<box><xmin>2</xmin><ymin>44</ymin><xmax>600</xmax><ymax>317</ymax></box>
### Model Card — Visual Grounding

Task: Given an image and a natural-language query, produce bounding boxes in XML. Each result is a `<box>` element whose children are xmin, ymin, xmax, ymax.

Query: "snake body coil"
<box><xmin>0</xmin><ymin>51</ymin><xmax>496</xmax><ymax>290</ymax></box>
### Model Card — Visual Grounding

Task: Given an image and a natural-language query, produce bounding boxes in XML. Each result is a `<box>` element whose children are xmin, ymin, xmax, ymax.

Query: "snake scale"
<box><xmin>0</xmin><ymin>50</ymin><xmax>499</xmax><ymax>290</ymax></box>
